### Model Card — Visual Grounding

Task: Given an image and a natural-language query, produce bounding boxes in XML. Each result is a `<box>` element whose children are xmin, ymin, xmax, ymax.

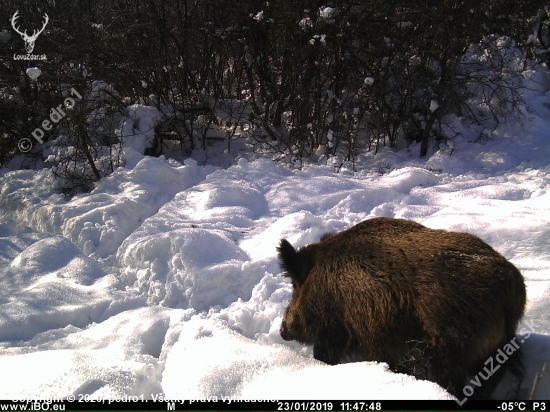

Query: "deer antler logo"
<box><xmin>11</xmin><ymin>11</ymin><xmax>49</xmax><ymax>54</ymax></box>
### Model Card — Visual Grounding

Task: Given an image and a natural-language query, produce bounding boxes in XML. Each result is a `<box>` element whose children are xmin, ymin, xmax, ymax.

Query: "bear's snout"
<box><xmin>280</xmin><ymin>319</ymin><xmax>292</xmax><ymax>341</ymax></box>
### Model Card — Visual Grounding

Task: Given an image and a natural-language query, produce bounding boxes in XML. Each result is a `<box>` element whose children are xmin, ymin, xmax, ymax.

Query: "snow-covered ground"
<box><xmin>1</xmin><ymin>66</ymin><xmax>550</xmax><ymax>402</ymax></box>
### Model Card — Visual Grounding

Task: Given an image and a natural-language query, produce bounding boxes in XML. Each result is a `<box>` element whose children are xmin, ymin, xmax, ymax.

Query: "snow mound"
<box><xmin>0</xmin><ymin>155</ymin><xmax>215</xmax><ymax>258</ymax></box>
<box><xmin>118</xmin><ymin>227</ymin><xmax>253</xmax><ymax>309</ymax></box>
<box><xmin>215</xmin><ymin>273</ymin><xmax>295</xmax><ymax>346</ymax></box>
<box><xmin>239</xmin><ymin>211</ymin><xmax>327</xmax><ymax>261</ymax></box>
<box><xmin>117</xmin><ymin>104</ymin><xmax>163</xmax><ymax>154</ymax></box>
<box><xmin>0</xmin><ymin>234</ymin><xmax>144</xmax><ymax>343</ymax></box>
<box><xmin>0</xmin><ymin>307</ymin><xmax>191</xmax><ymax>400</ymax></box>
<box><xmin>162</xmin><ymin>317</ymin><xmax>453</xmax><ymax>400</ymax></box>
<box><xmin>10</xmin><ymin>235</ymin><xmax>105</xmax><ymax>285</ymax></box>
<box><xmin>243</xmin><ymin>362</ymin><xmax>453</xmax><ymax>400</ymax></box>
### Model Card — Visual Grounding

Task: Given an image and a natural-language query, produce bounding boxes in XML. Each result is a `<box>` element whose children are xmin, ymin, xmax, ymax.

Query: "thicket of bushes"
<box><xmin>0</xmin><ymin>0</ymin><xmax>547</xmax><ymax>191</ymax></box>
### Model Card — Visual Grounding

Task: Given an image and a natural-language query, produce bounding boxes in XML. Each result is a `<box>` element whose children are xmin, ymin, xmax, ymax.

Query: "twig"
<box><xmin>529</xmin><ymin>362</ymin><xmax>546</xmax><ymax>400</ymax></box>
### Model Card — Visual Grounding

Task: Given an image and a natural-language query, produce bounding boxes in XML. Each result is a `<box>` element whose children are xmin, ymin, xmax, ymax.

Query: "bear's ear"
<box><xmin>277</xmin><ymin>239</ymin><xmax>308</xmax><ymax>285</ymax></box>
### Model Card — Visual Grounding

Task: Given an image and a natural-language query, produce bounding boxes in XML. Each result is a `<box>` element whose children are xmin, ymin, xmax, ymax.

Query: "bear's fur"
<box><xmin>278</xmin><ymin>217</ymin><xmax>526</xmax><ymax>399</ymax></box>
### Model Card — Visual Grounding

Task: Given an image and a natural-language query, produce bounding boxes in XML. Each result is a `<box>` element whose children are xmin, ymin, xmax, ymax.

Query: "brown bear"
<box><xmin>278</xmin><ymin>217</ymin><xmax>526</xmax><ymax>399</ymax></box>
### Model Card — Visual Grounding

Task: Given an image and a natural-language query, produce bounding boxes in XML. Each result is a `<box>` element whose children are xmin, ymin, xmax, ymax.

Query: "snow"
<box><xmin>364</xmin><ymin>76</ymin><xmax>374</xmax><ymax>85</ymax></box>
<box><xmin>299</xmin><ymin>17</ymin><xmax>313</xmax><ymax>30</ymax></box>
<box><xmin>319</xmin><ymin>6</ymin><xmax>336</xmax><ymax>19</ymax></box>
<box><xmin>116</xmin><ymin>105</ymin><xmax>163</xmax><ymax>154</ymax></box>
<box><xmin>1</xmin><ymin>63</ymin><xmax>550</xmax><ymax>403</ymax></box>
<box><xmin>25</xmin><ymin>67</ymin><xmax>41</xmax><ymax>81</ymax></box>
<box><xmin>162</xmin><ymin>317</ymin><xmax>451</xmax><ymax>400</ymax></box>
